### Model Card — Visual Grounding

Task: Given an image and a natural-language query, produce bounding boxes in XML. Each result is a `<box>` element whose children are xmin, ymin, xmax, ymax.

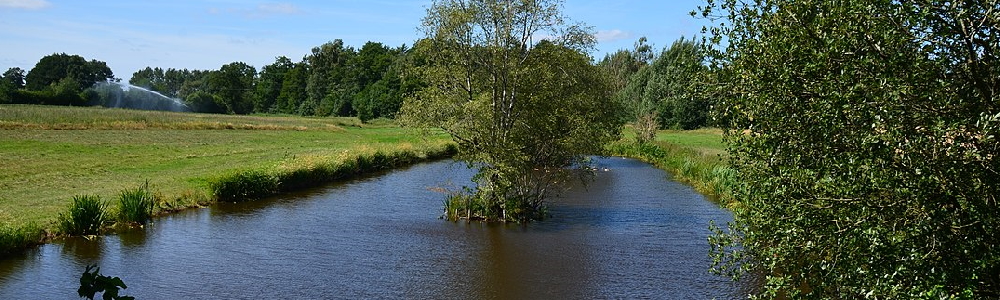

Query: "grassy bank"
<box><xmin>0</xmin><ymin>104</ymin><xmax>452</xmax><ymax>255</ymax></box>
<box><xmin>606</xmin><ymin>128</ymin><xmax>737</xmax><ymax>206</ymax></box>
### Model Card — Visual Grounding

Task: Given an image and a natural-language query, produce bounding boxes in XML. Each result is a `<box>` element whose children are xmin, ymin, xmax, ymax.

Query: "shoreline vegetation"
<box><xmin>606</xmin><ymin>128</ymin><xmax>735</xmax><ymax>207</ymax></box>
<box><xmin>0</xmin><ymin>104</ymin><xmax>725</xmax><ymax>256</ymax></box>
<box><xmin>0</xmin><ymin>104</ymin><xmax>455</xmax><ymax>256</ymax></box>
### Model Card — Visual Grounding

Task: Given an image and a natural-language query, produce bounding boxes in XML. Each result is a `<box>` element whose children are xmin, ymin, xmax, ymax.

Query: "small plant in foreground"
<box><xmin>59</xmin><ymin>195</ymin><xmax>107</xmax><ymax>236</ymax></box>
<box><xmin>78</xmin><ymin>265</ymin><xmax>134</xmax><ymax>300</ymax></box>
<box><xmin>117</xmin><ymin>181</ymin><xmax>155</xmax><ymax>225</ymax></box>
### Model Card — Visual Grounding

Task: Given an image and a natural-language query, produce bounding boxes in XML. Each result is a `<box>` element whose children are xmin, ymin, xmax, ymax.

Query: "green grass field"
<box><xmin>0</xmin><ymin>105</ymin><xmax>450</xmax><ymax>228</ymax></box>
<box><xmin>655</xmin><ymin>128</ymin><xmax>726</xmax><ymax>156</ymax></box>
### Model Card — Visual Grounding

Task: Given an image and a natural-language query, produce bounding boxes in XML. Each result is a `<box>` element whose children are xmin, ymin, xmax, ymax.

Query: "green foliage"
<box><xmin>3</xmin><ymin>67</ymin><xmax>26</xmax><ymax>89</ymax></box>
<box><xmin>207</xmin><ymin>62</ymin><xmax>256</xmax><ymax>114</ymax></box>
<box><xmin>59</xmin><ymin>195</ymin><xmax>107</xmax><ymax>236</ymax></box>
<box><xmin>618</xmin><ymin>37</ymin><xmax>710</xmax><ymax>133</ymax></box>
<box><xmin>253</xmin><ymin>56</ymin><xmax>294</xmax><ymax>113</ymax></box>
<box><xmin>78</xmin><ymin>265</ymin><xmax>134</xmax><ymax>300</ymax></box>
<box><xmin>130</xmin><ymin>67</ymin><xmax>191</xmax><ymax>98</ymax></box>
<box><xmin>183</xmin><ymin>91</ymin><xmax>225</xmax><ymax>114</ymax></box>
<box><xmin>209</xmin><ymin>169</ymin><xmax>280</xmax><ymax>202</ymax></box>
<box><xmin>210</xmin><ymin>144</ymin><xmax>457</xmax><ymax>202</ymax></box>
<box><xmin>0</xmin><ymin>222</ymin><xmax>42</xmax><ymax>256</ymax></box>
<box><xmin>117</xmin><ymin>182</ymin><xmax>156</xmax><ymax>225</ymax></box>
<box><xmin>703</xmin><ymin>0</ymin><xmax>1000</xmax><ymax>298</ymax></box>
<box><xmin>25</xmin><ymin>53</ymin><xmax>113</xmax><ymax>92</ymax></box>
<box><xmin>403</xmin><ymin>0</ymin><xmax>622</xmax><ymax>222</ymax></box>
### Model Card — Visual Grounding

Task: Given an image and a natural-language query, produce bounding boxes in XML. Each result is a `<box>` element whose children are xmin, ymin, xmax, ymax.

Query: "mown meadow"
<box><xmin>0</xmin><ymin>104</ymin><xmax>454</xmax><ymax>254</ymax></box>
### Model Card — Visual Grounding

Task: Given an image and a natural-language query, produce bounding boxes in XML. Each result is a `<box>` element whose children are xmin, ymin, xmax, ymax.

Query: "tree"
<box><xmin>0</xmin><ymin>67</ymin><xmax>25</xmax><ymax>104</ymax></box>
<box><xmin>401</xmin><ymin>0</ymin><xmax>622</xmax><ymax>222</ymax></box>
<box><xmin>3</xmin><ymin>67</ymin><xmax>26</xmax><ymax>89</ymax></box>
<box><xmin>617</xmin><ymin>37</ymin><xmax>708</xmax><ymax>140</ymax></box>
<box><xmin>304</xmin><ymin>40</ymin><xmax>356</xmax><ymax>116</ymax></box>
<box><xmin>207</xmin><ymin>62</ymin><xmax>256</xmax><ymax>114</ymax></box>
<box><xmin>703</xmin><ymin>0</ymin><xmax>1000</xmax><ymax>298</ymax></box>
<box><xmin>25</xmin><ymin>53</ymin><xmax>113</xmax><ymax>92</ymax></box>
<box><xmin>277</xmin><ymin>62</ymin><xmax>308</xmax><ymax>114</ymax></box>
<box><xmin>254</xmin><ymin>56</ymin><xmax>294</xmax><ymax>113</ymax></box>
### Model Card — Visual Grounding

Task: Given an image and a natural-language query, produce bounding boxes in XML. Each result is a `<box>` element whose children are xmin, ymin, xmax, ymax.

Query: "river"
<box><xmin>0</xmin><ymin>157</ymin><xmax>747</xmax><ymax>299</ymax></box>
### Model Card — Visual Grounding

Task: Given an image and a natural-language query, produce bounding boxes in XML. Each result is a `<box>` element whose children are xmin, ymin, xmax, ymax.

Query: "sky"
<box><xmin>0</xmin><ymin>0</ymin><xmax>714</xmax><ymax>81</ymax></box>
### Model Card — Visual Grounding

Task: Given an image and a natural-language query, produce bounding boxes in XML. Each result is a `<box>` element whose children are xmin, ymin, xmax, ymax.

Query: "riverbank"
<box><xmin>0</xmin><ymin>105</ymin><xmax>454</xmax><ymax>256</ymax></box>
<box><xmin>605</xmin><ymin>129</ymin><xmax>737</xmax><ymax>207</ymax></box>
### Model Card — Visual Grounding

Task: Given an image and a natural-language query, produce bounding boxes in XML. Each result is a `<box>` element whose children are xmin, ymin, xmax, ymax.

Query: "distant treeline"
<box><xmin>0</xmin><ymin>53</ymin><xmax>114</xmax><ymax>107</ymax></box>
<box><xmin>0</xmin><ymin>39</ymin><xmax>427</xmax><ymax>122</ymax></box>
<box><xmin>128</xmin><ymin>39</ymin><xmax>424</xmax><ymax>121</ymax></box>
<box><xmin>1</xmin><ymin>38</ymin><xmax>717</xmax><ymax>127</ymax></box>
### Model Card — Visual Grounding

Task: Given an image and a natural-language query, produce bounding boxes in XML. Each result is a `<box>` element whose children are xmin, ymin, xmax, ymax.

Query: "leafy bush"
<box><xmin>704</xmin><ymin>0</ymin><xmax>1000</xmax><ymax>297</ymax></box>
<box><xmin>59</xmin><ymin>195</ymin><xmax>107</xmax><ymax>236</ymax></box>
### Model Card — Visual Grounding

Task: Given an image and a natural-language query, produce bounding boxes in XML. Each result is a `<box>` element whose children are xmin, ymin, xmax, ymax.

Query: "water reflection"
<box><xmin>0</xmin><ymin>158</ymin><xmax>748</xmax><ymax>299</ymax></box>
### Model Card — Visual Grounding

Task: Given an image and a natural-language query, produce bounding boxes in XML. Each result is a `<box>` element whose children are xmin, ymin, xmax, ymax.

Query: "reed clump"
<box><xmin>116</xmin><ymin>182</ymin><xmax>156</xmax><ymax>225</ymax></box>
<box><xmin>58</xmin><ymin>195</ymin><xmax>108</xmax><ymax>236</ymax></box>
<box><xmin>0</xmin><ymin>222</ymin><xmax>43</xmax><ymax>256</ymax></box>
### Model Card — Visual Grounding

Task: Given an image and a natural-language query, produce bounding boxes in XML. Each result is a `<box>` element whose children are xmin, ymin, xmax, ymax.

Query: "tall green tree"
<box><xmin>25</xmin><ymin>53</ymin><xmax>113</xmax><ymax>92</ymax></box>
<box><xmin>401</xmin><ymin>0</ymin><xmax>622</xmax><ymax>222</ymax></box>
<box><xmin>254</xmin><ymin>56</ymin><xmax>294</xmax><ymax>113</ymax></box>
<box><xmin>0</xmin><ymin>67</ymin><xmax>26</xmax><ymax>104</ymax></box>
<box><xmin>703</xmin><ymin>0</ymin><xmax>1000</xmax><ymax>298</ymax></box>
<box><xmin>206</xmin><ymin>62</ymin><xmax>256</xmax><ymax>114</ymax></box>
<box><xmin>304</xmin><ymin>40</ymin><xmax>356</xmax><ymax>116</ymax></box>
<box><xmin>130</xmin><ymin>67</ymin><xmax>166</xmax><ymax>92</ymax></box>
<box><xmin>3</xmin><ymin>67</ymin><xmax>26</xmax><ymax>89</ymax></box>
<box><xmin>276</xmin><ymin>62</ymin><xmax>309</xmax><ymax>114</ymax></box>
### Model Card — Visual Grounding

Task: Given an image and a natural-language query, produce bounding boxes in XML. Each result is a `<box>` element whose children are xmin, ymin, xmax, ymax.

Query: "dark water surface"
<box><xmin>0</xmin><ymin>158</ymin><xmax>747</xmax><ymax>299</ymax></box>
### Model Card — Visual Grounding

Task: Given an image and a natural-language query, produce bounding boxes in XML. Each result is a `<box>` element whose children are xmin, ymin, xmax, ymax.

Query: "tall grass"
<box><xmin>59</xmin><ymin>195</ymin><xmax>108</xmax><ymax>236</ymax></box>
<box><xmin>605</xmin><ymin>140</ymin><xmax>737</xmax><ymax>206</ymax></box>
<box><xmin>0</xmin><ymin>223</ymin><xmax>43</xmax><ymax>256</ymax></box>
<box><xmin>117</xmin><ymin>182</ymin><xmax>156</xmax><ymax>225</ymax></box>
<box><xmin>210</xmin><ymin>170</ymin><xmax>280</xmax><ymax>202</ymax></box>
<box><xmin>209</xmin><ymin>142</ymin><xmax>458</xmax><ymax>202</ymax></box>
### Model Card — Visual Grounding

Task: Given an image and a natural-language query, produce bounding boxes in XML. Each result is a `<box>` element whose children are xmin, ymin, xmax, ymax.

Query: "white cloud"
<box><xmin>0</xmin><ymin>0</ymin><xmax>51</xmax><ymax>10</ymax></box>
<box><xmin>594</xmin><ymin>29</ymin><xmax>632</xmax><ymax>43</ymax></box>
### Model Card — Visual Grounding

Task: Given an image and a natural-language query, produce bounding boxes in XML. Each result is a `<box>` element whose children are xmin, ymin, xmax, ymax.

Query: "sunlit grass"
<box><xmin>0</xmin><ymin>104</ymin><xmax>450</xmax><ymax>230</ymax></box>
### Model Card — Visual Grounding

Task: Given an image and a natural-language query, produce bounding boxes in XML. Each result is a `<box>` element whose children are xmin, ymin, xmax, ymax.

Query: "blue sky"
<box><xmin>0</xmin><ymin>0</ymin><xmax>712</xmax><ymax>81</ymax></box>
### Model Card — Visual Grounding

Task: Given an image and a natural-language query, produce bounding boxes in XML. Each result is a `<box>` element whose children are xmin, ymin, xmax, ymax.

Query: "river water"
<box><xmin>0</xmin><ymin>157</ymin><xmax>747</xmax><ymax>299</ymax></box>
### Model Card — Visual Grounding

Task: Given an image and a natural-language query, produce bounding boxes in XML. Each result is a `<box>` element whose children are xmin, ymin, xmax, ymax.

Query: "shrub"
<box><xmin>117</xmin><ymin>182</ymin><xmax>155</xmax><ymax>225</ymax></box>
<box><xmin>59</xmin><ymin>195</ymin><xmax>108</xmax><ymax>236</ymax></box>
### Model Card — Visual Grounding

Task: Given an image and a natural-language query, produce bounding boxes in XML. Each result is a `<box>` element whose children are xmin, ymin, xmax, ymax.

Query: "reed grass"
<box><xmin>58</xmin><ymin>195</ymin><xmax>108</xmax><ymax>236</ymax></box>
<box><xmin>210</xmin><ymin>142</ymin><xmax>458</xmax><ymax>202</ymax></box>
<box><xmin>0</xmin><ymin>222</ymin><xmax>43</xmax><ymax>256</ymax></box>
<box><xmin>116</xmin><ymin>182</ymin><xmax>156</xmax><ymax>225</ymax></box>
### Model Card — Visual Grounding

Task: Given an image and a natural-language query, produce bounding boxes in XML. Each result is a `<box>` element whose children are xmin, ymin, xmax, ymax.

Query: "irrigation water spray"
<box><xmin>88</xmin><ymin>81</ymin><xmax>191</xmax><ymax>112</ymax></box>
